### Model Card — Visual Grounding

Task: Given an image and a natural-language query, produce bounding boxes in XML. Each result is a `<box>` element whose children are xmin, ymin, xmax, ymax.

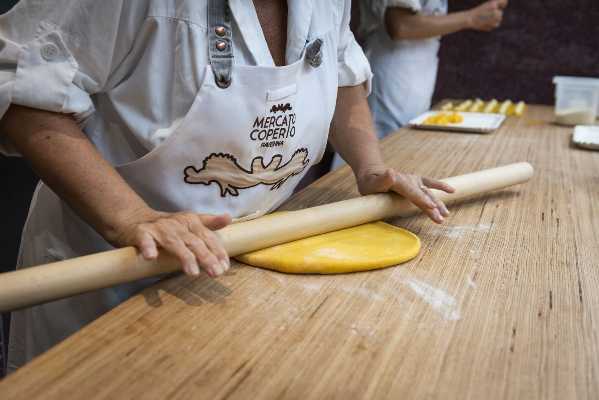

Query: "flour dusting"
<box><xmin>341</xmin><ymin>286</ymin><xmax>385</xmax><ymax>302</ymax></box>
<box><xmin>301</xmin><ymin>280</ymin><xmax>325</xmax><ymax>293</ymax></box>
<box><xmin>466</xmin><ymin>275</ymin><xmax>477</xmax><ymax>288</ymax></box>
<box><xmin>430</xmin><ymin>223</ymin><xmax>492</xmax><ymax>239</ymax></box>
<box><xmin>350</xmin><ymin>322</ymin><xmax>376</xmax><ymax>338</ymax></box>
<box><xmin>405</xmin><ymin>278</ymin><xmax>461</xmax><ymax>321</ymax></box>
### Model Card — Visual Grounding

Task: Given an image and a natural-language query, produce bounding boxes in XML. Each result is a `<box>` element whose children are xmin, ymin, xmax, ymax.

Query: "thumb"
<box><xmin>200</xmin><ymin>213</ymin><xmax>232</xmax><ymax>231</ymax></box>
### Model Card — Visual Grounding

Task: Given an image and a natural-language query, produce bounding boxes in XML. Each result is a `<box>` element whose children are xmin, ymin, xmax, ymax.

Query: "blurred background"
<box><xmin>0</xmin><ymin>0</ymin><xmax>598</xmax><ymax>377</ymax></box>
<box><xmin>433</xmin><ymin>0</ymin><xmax>599</xmax><ymax>104</ymax></box>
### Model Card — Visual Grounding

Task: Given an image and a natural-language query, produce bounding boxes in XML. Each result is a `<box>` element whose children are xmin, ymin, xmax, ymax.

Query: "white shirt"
<box><xmin>354</xmin><ymin>0</ymin><xmax>447</xmax><ymax>138</ymax></box>
<box><xmin>0</xmin><ymin>0</ymin><xmax>372</xmax><ymax>163</ymax></box>
<box><xmin>359</xmin><ymin>0</ymin><xmax>448</xmax><ymax>39</ymax></box>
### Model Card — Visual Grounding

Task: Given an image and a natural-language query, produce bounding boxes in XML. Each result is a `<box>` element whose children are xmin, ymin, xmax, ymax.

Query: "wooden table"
<box><xmin>2</xmin><ymin>105</ymin><xmax>599</xmax><ymax>399</ymax></box>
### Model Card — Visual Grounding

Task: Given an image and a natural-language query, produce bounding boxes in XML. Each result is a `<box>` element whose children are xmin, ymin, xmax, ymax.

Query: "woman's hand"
<box><xmin>356</xmin><ymin>166</ymin><xmax>455</xmax><ymax>224</ymax></box>
<box><xmin>468</xmin><ymin>0</ymin><xmax>508</xmax><ymax>32</ymax></box>
<box><xmin>108</xmin><ymin>208</ymin><xmax>232</xmax><ymax>278</ymax></box>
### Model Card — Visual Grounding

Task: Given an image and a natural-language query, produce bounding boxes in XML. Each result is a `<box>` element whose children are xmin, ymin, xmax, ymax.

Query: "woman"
<box><xmin>0</xmin><ymin>0</ymin><xmax>453</xmax><ymax>371</ymax></box>
<box><xmin>362</xmin><ymin>0</ymin><xmax>508</xmax><ymax>137</ymax></box>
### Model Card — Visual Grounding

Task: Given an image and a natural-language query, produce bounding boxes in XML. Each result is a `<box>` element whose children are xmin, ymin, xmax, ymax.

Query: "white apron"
<box><xmin>366</xmin><ymin>0</ymin><xmax>448</xmax><ymax>138</ymax></box>
<box><xmin>8</xmin><ymin>1</ymin><xmax>338</xmax><ymax>372</ymax></box>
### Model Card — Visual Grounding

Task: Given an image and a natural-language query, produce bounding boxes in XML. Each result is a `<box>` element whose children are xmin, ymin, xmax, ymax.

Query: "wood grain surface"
<box><xmin>2</xmin><ymin>105</ymin><xmax>598</xmax><ymax>399</ymax></box>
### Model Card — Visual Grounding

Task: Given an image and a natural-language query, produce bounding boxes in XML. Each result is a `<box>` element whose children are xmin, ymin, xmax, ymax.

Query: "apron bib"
<box><xmin>8</xmin><ymin>0</ymin><xmax>337</xmax><ymax>372</ymax></box>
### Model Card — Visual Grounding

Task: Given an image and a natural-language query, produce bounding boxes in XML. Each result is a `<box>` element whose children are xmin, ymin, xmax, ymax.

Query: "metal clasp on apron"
<box><xmin>305</xmin><ymin>38</ymin><xmax>323</xmax><ymax>68</ymax></box>
<box><xmin>208</xmin><ymin>0</ymin><xmax>233</xmax><ymax>88</ymax></box>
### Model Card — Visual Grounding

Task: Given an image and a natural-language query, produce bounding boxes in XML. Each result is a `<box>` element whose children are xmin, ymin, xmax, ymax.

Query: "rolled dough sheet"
<box><xmin>235</xmin><ymin>222</ymin><xmax>421</xmax><ymax>274</ymax></box>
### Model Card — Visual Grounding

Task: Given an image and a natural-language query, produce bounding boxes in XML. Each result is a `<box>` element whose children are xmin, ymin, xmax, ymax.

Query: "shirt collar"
<box><xmin>286</xmin><ymin>0</ymin><xmax>313</xmax><ymax>64</ymax></box>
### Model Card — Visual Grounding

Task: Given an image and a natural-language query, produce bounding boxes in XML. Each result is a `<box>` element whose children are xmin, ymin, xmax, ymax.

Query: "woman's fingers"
<box><xmin>393</xmin><ymin>182</ymin><xmax>445</xmax><ymax>223</ymax></box>
<box><xmin>389</xmin><ymin>175</ymin><xmax>451</xmax><ymax>224</ymax></box>
<box><xmin>182</xmin><ymin>233</ymin><xmax>222</xmax><ymax>277</ymax></box>
<box><xmin>421</xmin><ymin>186</ymin><xmax>449</xmax><ymax>218</ymax></box>
<box><xmin>421</xmin><ymin>178</ymin><xmax>452</xmax><ymax>217</ymax></box>
<box><xmin>129</xmin><ymin>212</ymin><xmax>234</xmax><ymax>278</ymax></box>
<box><xmin>190</xmin><ymin>219</ymin><xmax>230</xmax><ymax>273</ymax></box>
<box><xmin>160</xmin><ymin>235</ymin><xmax>202</xmax><ymax>277</ymax></box>
<box><xmin>422</xmin><ymin>177</ymin><xmax>455</xmax><ymax>193</ymax></box>
<box><xmin>392</xmin><ymin>175</ymin><xmax>437</xmax><ymax>210</ymax></box>
<box><xmin>358</xmin><ymin>169</ymin><xmax>453</xmax><ymax>224</ymax></box>
<box><xmin>136</xmin><ymin>230</ymin><xmax>158</xmax><ymax>259</ymax></box>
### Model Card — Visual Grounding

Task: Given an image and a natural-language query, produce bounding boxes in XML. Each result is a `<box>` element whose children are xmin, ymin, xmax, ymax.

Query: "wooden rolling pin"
<box><xmin>0</xmin><ymin>162</ymin><xmax>533</xmax><ymax>312</ymax></box>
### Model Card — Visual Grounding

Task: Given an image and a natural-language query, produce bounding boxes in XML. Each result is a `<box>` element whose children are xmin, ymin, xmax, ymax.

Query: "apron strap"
<box><xmin>208</xmin><ymin>0</ymin><xmax>234</xmax><ymax>88</ymax></box>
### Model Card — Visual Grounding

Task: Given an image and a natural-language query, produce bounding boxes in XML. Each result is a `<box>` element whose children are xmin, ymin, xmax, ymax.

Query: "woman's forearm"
<box><xmin>329</xmin><ymin>85</ymin><xmax>454</xmax><ymax>223</ymax></box>
<box><xmin>0</xmin><ymin>105</ymin><xmax>155</xmax><ymax>244</ymax></box>
<box><xmin>385</xmin><ymin>8</ymin><xmax>472</xmax><ymax>40</ymax></box>
<box><xmin>328</xmin><ymin>85</ymin><xmax>384</xmax><ymax>176</ymax></box>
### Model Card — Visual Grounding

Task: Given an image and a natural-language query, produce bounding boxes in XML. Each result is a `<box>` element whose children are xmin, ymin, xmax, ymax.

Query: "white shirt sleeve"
<box><xmin>336</xmin><ymin>0</ymin><xmax>373</xmax><ymax>92</ymax></box>
<box><xmin>358</xmin><ymin>0</ymin><xmax>423</xmax><ymax>42</ymax></box>
<box><xmin>370</xmin><ymin>0</ymin><xmax>422</xmax><ymax>20</ymax></box>
<box><xmin>0</xmin><ymin>0</ymin><xmax>148</xmax><ymax>154</ymax></box>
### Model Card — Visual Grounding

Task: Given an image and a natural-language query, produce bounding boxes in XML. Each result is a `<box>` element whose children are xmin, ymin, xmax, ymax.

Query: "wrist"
<box><xmin>101</xmin><ymin>204</ymin><xmax>162</xmax><ymax>246</ymax></box>
<box><xmin>460</xmin><ymin>10</ymin><xmax>475</xmax><ymax>30</ymax></box>
<box><xmin>354</xmin><ymin>162</ymin><xmax>387</xmax><ymax>182</ymax></box>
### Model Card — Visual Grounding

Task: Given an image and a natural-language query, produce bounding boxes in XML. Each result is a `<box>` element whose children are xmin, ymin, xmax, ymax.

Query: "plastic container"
<box><xmin>553</xmin><ymin>76</ymin><xmax>599</xmax><ymax>126</ymax></box>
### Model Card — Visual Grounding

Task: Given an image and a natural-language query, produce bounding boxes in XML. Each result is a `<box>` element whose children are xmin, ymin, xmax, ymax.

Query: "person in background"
<box><xmin>362</xmin><ymin>0</ymin><xmax>507</xmax><ymax>139</ymax></box>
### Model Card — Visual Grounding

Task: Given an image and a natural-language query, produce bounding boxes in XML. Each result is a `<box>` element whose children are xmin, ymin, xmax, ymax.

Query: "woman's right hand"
<box><xmin>468</xmin><ymin>0</ymin><xmax>508</xmax><ymax>32</ymax></box>
<box><xmin>109</xmin><ymin>208</ymin><xmax>232</xmax><ymax>278</ymax></box>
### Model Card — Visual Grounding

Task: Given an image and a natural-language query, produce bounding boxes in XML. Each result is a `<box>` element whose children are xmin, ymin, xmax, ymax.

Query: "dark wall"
<box><xmin>433</xmin><ymin>0</ymin><xmax>599</xmax><ymax>104</ymax></box>
<box><xmin>0</xmin><ymin>0</ymin><xmax>26</xmax><ymax>271</ymax></box>
<box><xmin>0</xmin><ymin>0</ymin><xmax>29</xmax><ymax>378</ymax></box>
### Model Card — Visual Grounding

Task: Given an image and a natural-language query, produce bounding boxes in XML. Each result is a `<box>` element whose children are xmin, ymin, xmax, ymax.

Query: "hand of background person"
<box><xmin>468</xmin><ymin>0</ymin><xmax>508</xmax><ymax>32</ymax></box>
<box><xmin>356</xmin><ymin>166</ymin><xmax>455</xmax><ymax>224</ymax></box>
<box><xmin>110</xmin><ymin>209</ymin><xmax>232</xmax><ymax>278</ymax></box>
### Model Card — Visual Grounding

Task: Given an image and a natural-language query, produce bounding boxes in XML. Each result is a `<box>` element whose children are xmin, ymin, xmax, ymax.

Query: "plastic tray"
<box><xmin>408</xmin><ymin>111</ymin><xmax>506</xmax><ymax>134</ymax></box>
<box><xmin>572</xmin><ymin>125</ymin><xmax>599</xmax><ymax>150</ymax></box>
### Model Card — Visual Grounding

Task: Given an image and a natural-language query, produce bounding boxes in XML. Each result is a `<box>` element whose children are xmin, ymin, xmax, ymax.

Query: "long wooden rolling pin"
<box><xmin>0</xmin><ymin>162</ymin><xmax>533</xmax><ymax>312</ymax></box>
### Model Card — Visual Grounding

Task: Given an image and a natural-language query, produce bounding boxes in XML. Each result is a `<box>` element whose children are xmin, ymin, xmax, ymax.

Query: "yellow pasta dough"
<box><xmin>235</xmin><ymin>222</ymin><xmax>421</xmax><ymax>274</ymax></box>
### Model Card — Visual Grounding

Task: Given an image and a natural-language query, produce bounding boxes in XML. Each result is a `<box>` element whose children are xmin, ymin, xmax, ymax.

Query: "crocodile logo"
<box><xmin>184</xmin><ymin>148</ymin><xmax>310</xmax><ymax>197</ymax></box>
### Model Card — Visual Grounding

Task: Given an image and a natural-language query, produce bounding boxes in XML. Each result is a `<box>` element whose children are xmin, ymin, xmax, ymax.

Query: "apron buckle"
<box><xmin>305</xmin><ymin>38</ymin><xmax>323</xmax><ymax>68</ymax></box>
<box><xmin>216</xmin><ymin>73</ymin><xmax>232</xmax><ymax>89</ymax></box>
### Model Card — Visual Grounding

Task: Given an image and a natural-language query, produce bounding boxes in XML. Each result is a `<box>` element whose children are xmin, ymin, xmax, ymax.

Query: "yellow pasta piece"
<box><xmin>514</xmin><ymin>101</ymin><xmax>526</xmax><ymax>116</ymax></box>
<box><xmin>455</xmin><ymin>100</ymin><xmax>473</xmax><ymax>111</ymax></box>
<box><xmin>483</xmin><ymin>99</ymin><xmax>499</xmax><ymax>113</ymax></box>
<box><xmin>498</xmin><ymin>100</ymin><xmax>513</xmax><ymax>115</ymax></box>
<box><xmin>469</xmin><ymin>98</ymin><xmax>484</xmax><ymax>112</ymax></box>
<box><xmin>441</xmin><ymin>102</ymin><xmax>454</xmax><ymax>111</ymax></box>
<box><xmin>448</xmin><ymin>112</ymin><xmax>464</xmax><ymax>123</ymax></box>
<box><xmin>423</xmin><ymin>112</ymin><xmax>463</xmax><ymax>125</ymax></box>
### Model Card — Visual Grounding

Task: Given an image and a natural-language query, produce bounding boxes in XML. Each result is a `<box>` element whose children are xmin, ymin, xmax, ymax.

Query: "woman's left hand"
<box><xmin>356</xmin><ymin>166</ymin><xmax>455</xmax><ymax>224</ymax></box>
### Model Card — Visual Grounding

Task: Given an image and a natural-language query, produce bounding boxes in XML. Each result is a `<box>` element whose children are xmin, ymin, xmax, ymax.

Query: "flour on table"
<box><xmin>404</xmin><ymin>278</ymin><xmax>461</xmax><ymax>321</ymax></box>
<box><xmin>430</xmin><ymin>223</ymin><xmax>491</xmax><ymax>239</ymax></box>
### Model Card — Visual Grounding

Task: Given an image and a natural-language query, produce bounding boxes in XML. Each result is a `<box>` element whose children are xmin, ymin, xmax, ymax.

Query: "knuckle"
<box><xmin>189</xmin><ymin>238</ymin><xmax>209</xmax><ymax>254</ymax></box>
<box><xmin>161</xmin><ymin>236</ymin><xmax>179</xmax><ymax>247</ymax></box>
<box><xmin>134</xmin><ymin>228</ymin><xmax>148</xmax><ymax>240</ymax></box>
<box><xmin>204</xmin><ymin>230</ymin><xmax>219</xmax><ymax>243</ymax></box>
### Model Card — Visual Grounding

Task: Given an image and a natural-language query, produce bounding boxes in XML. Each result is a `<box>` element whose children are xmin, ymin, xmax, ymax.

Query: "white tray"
<box><xmin>572</xmin><ymin>125</ymin><xmax>599</xmax><ymax>150</ymax></box>
<box><xmin>408</xmin><ymin>111</ymin><xmax>506</xmax><ymax>134</ymax></box>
